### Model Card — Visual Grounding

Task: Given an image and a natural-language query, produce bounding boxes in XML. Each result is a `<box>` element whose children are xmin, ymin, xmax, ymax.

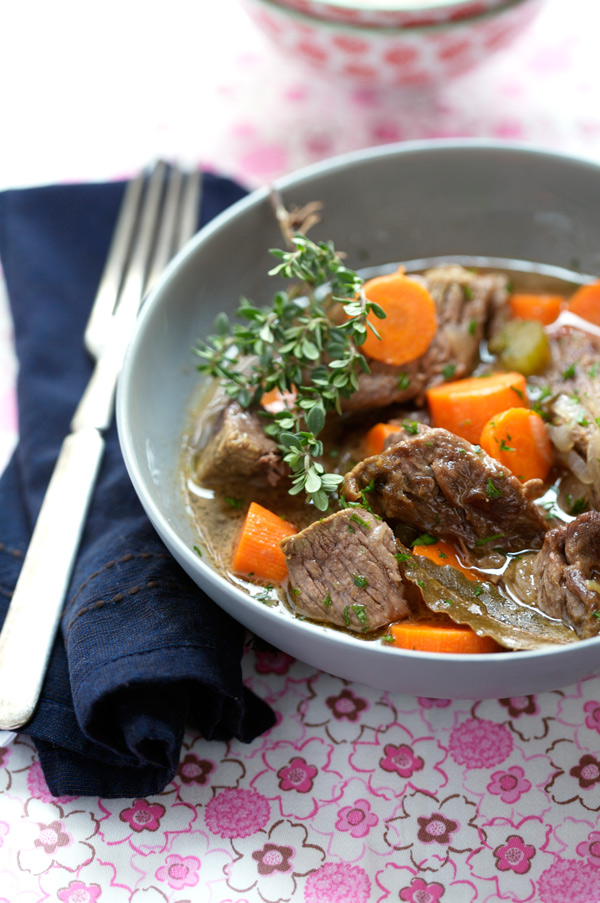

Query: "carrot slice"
<box><xmin>509</xmin><ymin>293</ymin><xmax>564</xmax><ymax>325</ymax></box>
<box><xmin>567</xmin><ymin>280</ymin><xmax>600</xmax><ymax>326</ymax></box>
<box><xmin>261</xmin><ymin>385</ymin><xmax>297</xmax><ymax>414</ymax></box>
<box><xmin>480</xmin><ymin>407</ymin><xmax>553</xmax><ymax>483</ymax></box>
<box><xmin>426</xmin><ymin>371</ymin><xmax>528</xmax><ymax>445</ymax></box>
<box><xmin>389</xmin><ymin>621</ymin><xmax>502</xmax><ymax>654</ymax></box>
<box><xmin>412</xmin><ymin>539</ymin><xmax>479</xmax><ymax>582</ymax></box>
<box><xmin>364</xmin><ymin>422</ymin><xmax>403</xmax><ymax>457</ymax></box>
<box><xmin>232</xmin><ymin>502</ymin><xmax>297</xmax><ymax>583</ymax></box>
<box><xmin>361</xmin><ymin>272</ymin><xmax>438</xmax><ymax>366</ymax></box>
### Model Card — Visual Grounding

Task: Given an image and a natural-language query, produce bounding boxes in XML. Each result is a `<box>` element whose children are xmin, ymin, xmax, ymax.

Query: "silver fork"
<box><xmin>0</xmin><ymin>162</ymin><xmax>202</xmax><ymax>731</ymax></box>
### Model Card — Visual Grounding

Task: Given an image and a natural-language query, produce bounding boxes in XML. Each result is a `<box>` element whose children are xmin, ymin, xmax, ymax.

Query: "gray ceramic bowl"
<box><xmin>117</xmin><ymin>140</ymin><xmax>600</xmax><ymax>699</ymax></box>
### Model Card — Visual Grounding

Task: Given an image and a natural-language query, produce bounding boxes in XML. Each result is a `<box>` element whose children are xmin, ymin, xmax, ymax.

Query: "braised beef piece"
<box><xmin>342</xmin><ymin>424</ymin><xmax>547</xmax><ymax>561</ymax></box>
<box><xmin>280</xmin><ymin>509</ymin><xmax>409</xmax><ymax>633</ymax></box>
<box><xmin>342</xmin><ymin>265</ymin><xmax>508</xmax><ymax>411</ymax></box>
<box><xmin>538</xmin><ymin>327</ymin><xmax>600</xmax><ymax>508</ymax></box>
<box><xmin>194</xmin><ymin>402</ymin><xmax>286</xmax><ymax>487</ymax></box>
<box><xmin>534</xmin><ymin>510</ymin><xmax>600</xmax><ymax>638</ymax></box>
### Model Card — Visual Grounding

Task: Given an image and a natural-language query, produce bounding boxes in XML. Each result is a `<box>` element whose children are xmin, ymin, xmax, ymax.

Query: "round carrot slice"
<box><xmin>361</xmin><ymin>273</ymin><xmax>438</xmax><ymax>366</ymax></box>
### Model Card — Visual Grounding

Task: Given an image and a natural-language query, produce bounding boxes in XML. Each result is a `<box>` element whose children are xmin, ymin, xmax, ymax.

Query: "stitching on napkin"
<box><xmin>0</xmin><ymin>542</ymin><xmax>24</xmax><ymax>559</ymax></box>
<box><xmin>65</xmin><ymin>579</ymin><xmax>179</xmax><ymax>632</ymax></box>
<box><xmin>67</xmin><ymin>550</ymin><xmax>172</xmax><ymax>609</ymax></box>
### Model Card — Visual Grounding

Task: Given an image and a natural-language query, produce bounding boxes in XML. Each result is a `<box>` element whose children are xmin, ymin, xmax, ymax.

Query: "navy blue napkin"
<box><xmin>0</xmin><ymin>173</ymin><xmax>275</xmax><ymax>798</ymax></box>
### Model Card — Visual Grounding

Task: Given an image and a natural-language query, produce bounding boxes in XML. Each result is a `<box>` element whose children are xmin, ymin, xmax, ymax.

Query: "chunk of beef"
<box><xmin>534</xmin><ymin>511</ymin><xmax>600</xmax><ymax>637</ymax></box>
<box><xmin>342</xmin><ymin>265</ymin><xmax>508</xmax><ymax>412</ymax></box>
<box><xmin>342</xmin><ymin>425</ymin><xmax>547</xmax><ymax>560</ymax></box>
<box><xmin>539</xmin><ymin>327</ymin><xmax>600</xmax><ymax>508</ymax></box>
<box><xmin>280</xmin><ymin>509</ymin><xmax>409</xmax><ymax>633</ymax></box>
<box><xmin>194</xmin><ymin>402</ymin><xmax>285</xmax><ymax>487</ymax></box>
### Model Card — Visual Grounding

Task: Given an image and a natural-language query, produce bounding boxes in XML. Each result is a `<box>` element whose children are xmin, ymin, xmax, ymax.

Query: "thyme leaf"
<box><xmin>194</xmin><ymin>223</ymin><xmax>385</xmax><ymax>510</ymax></box>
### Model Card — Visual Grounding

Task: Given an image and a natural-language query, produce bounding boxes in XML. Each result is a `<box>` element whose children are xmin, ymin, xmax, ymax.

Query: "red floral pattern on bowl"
<box><xmin>243</xmin><ymin>0</ymin><xmax>544</xmax><ymax>87</ymax></box>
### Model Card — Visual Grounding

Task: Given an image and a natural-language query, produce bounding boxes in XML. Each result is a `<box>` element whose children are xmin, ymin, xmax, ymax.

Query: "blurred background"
<box><xmin>1</xmin><ymin>0</ymin><xmax>599</xmax><ymax>192</ymax></box>
<box><xmin>0</xmin><ymin>0</ymin><xmax>598</xmax><ymax>470</ymax></box>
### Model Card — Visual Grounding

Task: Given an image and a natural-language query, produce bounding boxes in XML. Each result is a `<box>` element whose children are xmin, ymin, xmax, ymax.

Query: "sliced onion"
<box><xmin>548</xmin><ymin>423</ymin><xmax>575</xmax><ymax>453</ymax></box>
<box><xmin>444</xmin><ymin>323</ymin><xmax>477</xmax><ymax>366</ymax></box>
<box><xmin>566</xmin><ymin>449</ymin><xmax>592</xmax><ymax>484</ymax></box>
<box><xmin>587</xmin><ymin>428</ymin><xmax>600</xmax><ymax>488</ymax></box>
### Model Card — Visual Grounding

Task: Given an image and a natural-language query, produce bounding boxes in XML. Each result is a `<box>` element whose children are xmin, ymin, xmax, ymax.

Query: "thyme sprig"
<box><xmin>194</xmin><ymin>231</ymin><xmax>386</xmax><ymax>510</ymax></box>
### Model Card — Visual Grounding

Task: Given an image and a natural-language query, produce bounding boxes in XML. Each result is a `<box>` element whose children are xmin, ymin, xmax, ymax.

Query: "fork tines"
<box><xmin>84</xmin><ymin>162</ymin><xmax>202</xmax><ymax>359</ymax></box>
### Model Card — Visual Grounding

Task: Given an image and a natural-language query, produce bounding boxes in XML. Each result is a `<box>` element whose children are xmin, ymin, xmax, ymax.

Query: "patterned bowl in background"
<box><xmin>242</xmin><ymin>0</ymin><xmax>545</xmax><ymax>88</ymax></box>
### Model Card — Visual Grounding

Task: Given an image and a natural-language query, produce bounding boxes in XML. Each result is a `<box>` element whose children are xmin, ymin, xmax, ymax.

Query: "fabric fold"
<box><xmin>0</xmin><ymin>173</ymin><xmax>276</xmax><ymax>798</ymax></box>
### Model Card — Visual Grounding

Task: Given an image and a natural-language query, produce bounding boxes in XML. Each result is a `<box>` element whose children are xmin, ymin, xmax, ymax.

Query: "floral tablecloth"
<box><xmin>2</xmin><ymin>1</ymin><xmax>600</xmax><ymax>900</ymax></box>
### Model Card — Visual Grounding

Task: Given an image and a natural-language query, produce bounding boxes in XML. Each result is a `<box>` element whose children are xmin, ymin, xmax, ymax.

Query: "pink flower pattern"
<box><xmin>155</xmin><ymin>853</ymin><xmax>201</xmax><ymax>889</ymax></box>
<box><xmin>499</xmin><ymin>696</ymin><xmax>538</xmax><ymax>718</ymax></box>
<box><xmin>205</xmin><ymin>788</ymin><xmax>270</xmax><ymax>838</ymax></box>
<box><xmin>400</xmin><ymin>876</ymin><xmax>445</xmax><ymax>903</ymax></box>
<box><xmin>305</xmin><ymin>862</ymin><xmax>371</xmax><ymax>902</ymax></box>
<box><xmin>380</xmin><ymin>743</ymin><xmax>424</xmax><ymax>779</ymax></box>
<box><xmin>34</xmin><ymin>820</ymin><xmax>70</xmax><ymax>854</ymax></box>
<box><xmin>335</xmin><ymin>799</ymin><xmax>378</xmax><ymax>838</ymax></box>
<box><xmin>576</xmin><ymin>831</ymin><xmax>600</xmax><ymax>867</ymax></box>
<box><xmin>252</xmin><ymin>842</ymin><xmax>294</xmax><ymax>874</ymax></box>
<box><xmin>493</xmin><ymin>834</ymin><xmax>536</xmax><ymax>874</ymax></box>
<box><xmin>538</xmin><ymin>857</ymin><xmax>600</xmax><ymax>902</ymax></box>
<box><xmin>449</xmin><ymin>718</ymin><xmax>513</xmax><ymax>768</ymax></box>
<box><xmin>57</xmin><ymin>882</ymin><xmax>101</xmax><ymax>903</ymax></box>
<box><xmin>119</xmin><ymin>799</ymin><xmax>165</xmax><ymax>833</ymax></box>
<box><xmin>583</xmin><ymin>701</ymin><xmax>600</xmax><ymax>734</ymax></box>
<box><xmin>325</xmin><ymin>688</ymin><xmax>368</xmax><ymax>722</ymax></box>
<box><xmin>570</xmin><ymin>755</ymin><xmax>600</xmax><ymax>789</ymax></box>
<box><xmin>487</xmin><ymin>766</ymin><xmax>531</xmax><ymax>804</ymax></box>
<box><xmin>178</xmin><ymin>753</ymin><xmax>214</xmax><ymax>786</ymax></box>
<box><xmin>277</xmin><ymin>756</ymin><xmax>318</xmax><ymax>793</ymax></box>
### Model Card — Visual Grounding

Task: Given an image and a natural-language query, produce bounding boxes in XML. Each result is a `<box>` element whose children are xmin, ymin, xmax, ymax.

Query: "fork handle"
<box><xmin>0</xmin><ymin>427</ymin><xmax>104</xmax><ymax>729</ymax></box>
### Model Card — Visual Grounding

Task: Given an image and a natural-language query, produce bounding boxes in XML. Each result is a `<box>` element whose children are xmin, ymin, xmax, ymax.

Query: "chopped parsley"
<box><xmin>224</xmin><ymin>495</ymin><xmax>245</xmax><ymax>509</ymax></box>
<box><xmin>403</xmin><ymin>420</ymin><xmax>420</xmax><ymax>435</ymax></box>
<box><xmin>568</xmin><ymin>496</ymin><xmax>588</xmax><ymax>516</ymax></box>
<box><xmin>397</xmin><ymin>372</ymin><xmax>411</xmax><ymax>390</ymax></box>
<box><xmin>349</xmin><ymin>513</ymin><xmax>371</xmax><ymax>529</ymax></box>
<box><xmin>487</xmin><ymin>479</ymin><xmax>503</xmax><ymax>499</ymax></box>
<box><xmin>475</xmin><ymin>534</ymin><xmax>505</xmax><ymax>546</ymax></box>
<box><xmin>193</xmin><ymin>545</ymin><xmax>203</xmax><ymax>557</ymax></box>
<box><xmin>323</xmin><ymin>593</ymin><xmax>331</xmax><ymax>607</ymax></box>
<box><xmin>442</xmin><ymin>363</ymin><xmax>456</xmax><ymax>381</ymax></box>
<box><xmin>353</xmin><ymin>574</ymin><xmax>369</xmax><ymax>588</ymax></box>
<box><xmin>352</xmin><ymin>604</ymin><xmax>368</xmax><ymax>626</ymax></box>
<box><xmin>499</xmin><ymin>438</ymin><xmax>515</xmax><ymax>452</ymax></box>
<box><xmin>411</xmin><ymin>533</ymin><xmax>438</xmax><ymax>547</ymax></box>
<box><xmin>562</xmin><ymin>363</ymin><xmax>576</xmax><ymax>380</ymax></box>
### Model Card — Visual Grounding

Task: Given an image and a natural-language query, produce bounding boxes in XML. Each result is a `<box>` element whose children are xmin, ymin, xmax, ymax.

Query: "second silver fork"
<box><xmin>0</xmin><ymin>162</ymin><xmax>202</xmax><ymax>731</ymax></box>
